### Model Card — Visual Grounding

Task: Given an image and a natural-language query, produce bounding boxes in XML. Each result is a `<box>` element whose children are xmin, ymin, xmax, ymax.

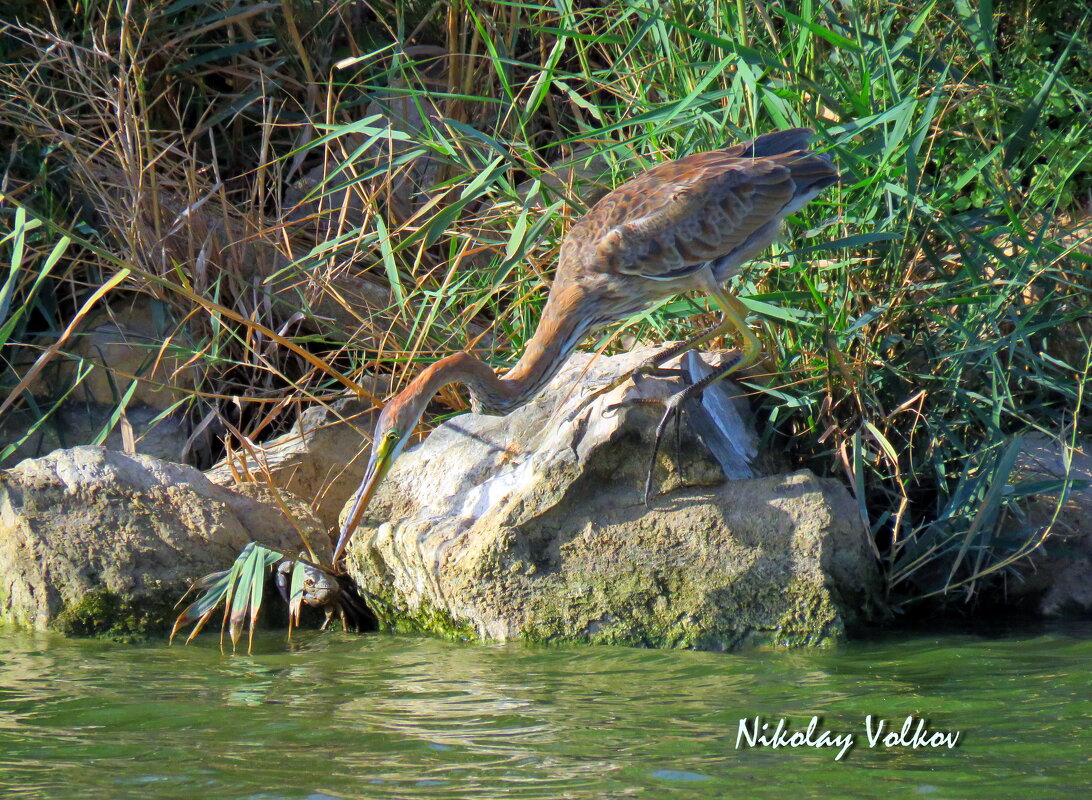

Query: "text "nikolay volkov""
<box><xmin>736</xmin><ymin>716</ymin><xmax>961</xmax><ymax>761</ymax></box>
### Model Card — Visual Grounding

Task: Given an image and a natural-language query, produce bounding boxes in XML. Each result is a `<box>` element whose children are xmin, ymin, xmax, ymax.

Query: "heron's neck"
<box><xmin>415</xmin><ymin>285</ymin><xmax>591</xmax><ymax>416</ymax></box>
<box><xmin>487</xmin><ymin>285</ymin><xmax>591</xmax><ymax>413</ymax></box>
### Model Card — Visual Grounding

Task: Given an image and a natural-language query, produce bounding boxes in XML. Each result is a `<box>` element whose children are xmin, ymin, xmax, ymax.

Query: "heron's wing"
<box><xmin>578</xmin><ymin>144</ymin><xmax>836</xmax><ymax>281</ymax></box>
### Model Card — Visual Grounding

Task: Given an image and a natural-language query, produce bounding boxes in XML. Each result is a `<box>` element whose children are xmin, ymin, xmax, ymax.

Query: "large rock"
<box><xmin>0</xmin><ymin>402</ymin><xmax>195</xmax><ymax>469</ymax></box>
<box><xmin>1004</xmin><ymin>434</ymin><xmax>1092</xmax><ymax>616</ymax></box>
<box><xmin>1</xmin><ymin>298</ymin><xmax>213</xmax><ymax>469</ymax></box>
<box><xmin>0</xmin><ymin>447</ymin><xmax>326</xmax><ymax>636</ymax></box>
<box><xmin>343</xmin><ymin>348</ymin><xmax>883</xmax><ymax>649</ymax></box>
<box><xmin>50</xmin><ymin>302</ymin><xmax>199</xmax><ymax>410</ymax></box>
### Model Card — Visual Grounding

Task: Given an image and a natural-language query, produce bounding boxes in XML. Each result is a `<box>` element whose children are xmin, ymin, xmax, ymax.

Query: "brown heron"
<box><xmin>332</xmin><ymin>128</ymin><xmax>839</xmax><ymax>564</ymax></box>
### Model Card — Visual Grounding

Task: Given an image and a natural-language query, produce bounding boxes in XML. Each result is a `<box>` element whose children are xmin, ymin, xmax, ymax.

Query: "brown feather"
<box><xmin>334</xmin><ymin>128</ymin><xmax>841</xmax><ymax>562</ymax></box>
<box><xmin>563</xmin><ymin>132</ymin><xmax>838</xmax><ymax>286</ymax></box>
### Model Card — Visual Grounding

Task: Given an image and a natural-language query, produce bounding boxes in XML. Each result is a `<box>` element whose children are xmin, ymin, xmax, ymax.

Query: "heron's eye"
<box><xmin>385</xmin><ymin>430</ymin><xmax>400</xmax><ymax>443</ymax></box>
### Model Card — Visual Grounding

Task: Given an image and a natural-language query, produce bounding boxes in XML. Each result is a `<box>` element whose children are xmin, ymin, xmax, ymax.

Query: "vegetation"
<box><xmin>171</xmin><ymin>541</ymin><xmax>286</xmax><ymax>651</ymax></box>
<box><xmin>1</xmin><ymin>1</ymin><xmax>1089</xmax><ymax>614</ymax></box>
<box><xmin>170</xmin><ymin>542</ymin><xmax>373</xmax><ymax>650</ymax></box>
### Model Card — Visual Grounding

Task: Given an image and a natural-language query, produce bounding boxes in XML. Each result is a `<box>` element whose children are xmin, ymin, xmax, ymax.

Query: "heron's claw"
<box><xmin>603</xmin><ymin>395</ymin><xmax>669</xmax><ymax>418</ymax></box>
<box><xmin>643</xmin><ymin>390</ymin><xmax>695</xmax><ymax>505</ymax></box>
<box><xmin>565</xmin><ymin>361</ymin><xmax>686</xmax><ymax>422</ymax></box>
<box><xmin>641</xmin><ymin>350</ymin><xmax>748</xmax><ymax>503</ymax></box>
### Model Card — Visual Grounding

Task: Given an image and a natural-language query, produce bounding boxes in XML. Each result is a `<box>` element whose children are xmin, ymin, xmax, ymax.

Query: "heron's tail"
<box><xmin>735</xmin><ymin>127</ymin><xmax>815</xmax><ymax>158</ymax></box>
<box><xmin>730</xmin><ymin>128</ymin><xmax>841</xmax><ymax>190</ymax></box>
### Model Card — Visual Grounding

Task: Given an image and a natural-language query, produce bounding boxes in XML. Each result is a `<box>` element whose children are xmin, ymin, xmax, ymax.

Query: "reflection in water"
<box><xmin>0</xmin><ymin>624</ymin><xmax>1090</xmax><ymax>799</ymax></box>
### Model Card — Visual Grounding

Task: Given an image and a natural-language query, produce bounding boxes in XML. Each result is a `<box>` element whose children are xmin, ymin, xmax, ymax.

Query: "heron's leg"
<box><xmin>642</xmin><ymin>351</ymin><xmax>744</xmax><ymax>504</ymax></box>
<box><xmin>566</xmin><ymin>317</ymin><xmax>737</xmax><ymax>420</ymax></box>
<box><xmin>606</xmin><ymin>286</ymin><xmax>759</xmax><ymax>419</ymax></box>
<box><xmin>639</xmin><ymin>284</ymin><xmax>763</xmax><ymax>502</ymax></box>
<box><xmin>706</xmin><ymin>286</ymin><xmax>762</xmax><ymax>372</ymax></box>
<box><xmin>603</xmin><ymin>287</ymin><xmax>760</xmax><ymax>409</ymax></box>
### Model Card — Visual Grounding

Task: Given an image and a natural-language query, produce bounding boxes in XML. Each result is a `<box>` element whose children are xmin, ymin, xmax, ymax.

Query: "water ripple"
<box><xmin>0</xmin><ymin>624</ymin><xmax>1090</xmax><ymax>799</ymax></box>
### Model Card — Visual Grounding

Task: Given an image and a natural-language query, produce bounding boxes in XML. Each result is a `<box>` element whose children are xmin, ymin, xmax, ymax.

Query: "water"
<box><xmin>1</xmin><ymin>624</ymin><xmax>1089</xmax><ymax>799</ymax></box>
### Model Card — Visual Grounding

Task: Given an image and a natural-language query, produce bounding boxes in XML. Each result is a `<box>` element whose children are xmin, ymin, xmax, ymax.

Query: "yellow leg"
<box><xmin>566</xmin><ymin>316</ymin><xmax>738</xmax><ymax>419</ymax></box>
<box><xmin>570</xmin><ymin>281</ymin><xmax>761</xmax><ymax>420</ymax></box>
<box><xmin>706</xmin><ymin>285</ymin><xmax>762</xmax><ymax>374</ymax></box>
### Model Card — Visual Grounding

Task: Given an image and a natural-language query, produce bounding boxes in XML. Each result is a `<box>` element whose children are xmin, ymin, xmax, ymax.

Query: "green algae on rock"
<box><xmin>53</xmin><ymin>589</ymin><xmax>178</xmax><ymax>641</ymax></box>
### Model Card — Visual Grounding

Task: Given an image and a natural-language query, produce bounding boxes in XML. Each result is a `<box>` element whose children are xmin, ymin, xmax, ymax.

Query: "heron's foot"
<box><xmin>637</xmin><ymin>350</ymin><xmax>748</xmax><ymax>503</ymax></box>
<box><xmin>566</xmin><ymin>359</ymin><xmax>686</xmax><ymax>422</ymax></box>
<box><xmin>641</xmin><ymin>390</ymin><xmax>698</xmax><ymax>505</ymax></box>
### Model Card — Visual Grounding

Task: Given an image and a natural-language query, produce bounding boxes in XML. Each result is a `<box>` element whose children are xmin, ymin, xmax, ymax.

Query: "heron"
<box><xmin>332</xmin><ymin>127</ymin><xmax>839</xmax><ymax>564</ymax></box>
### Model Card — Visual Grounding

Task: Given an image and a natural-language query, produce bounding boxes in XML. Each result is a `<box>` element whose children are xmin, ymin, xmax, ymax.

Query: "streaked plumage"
<box><xmin>568</xmin><ymin>129</ymin><xmax>835</xmax><ymax>285</ymax></box>
<box><xmin>333</xmin><ymin>128</ymin><xmax>839</xmax><ymax>563</ymax></box>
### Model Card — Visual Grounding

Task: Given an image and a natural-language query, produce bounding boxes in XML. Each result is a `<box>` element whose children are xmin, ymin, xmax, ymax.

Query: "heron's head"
<box><xmin>331</xmin><ymin>369</ymin><xmax>449</xmax><ymax>564</ymax></box>
<box><xmin>332</xmin><ymin>397</ymin><xmax>417</xmax><ymax>562</ymax></box>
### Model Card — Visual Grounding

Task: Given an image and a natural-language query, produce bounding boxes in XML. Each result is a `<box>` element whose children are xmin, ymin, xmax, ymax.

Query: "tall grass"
<box><xmin>1</xmin><ymin>0</ymin><xmax>1089</xmax><ymax>609</ymax></box>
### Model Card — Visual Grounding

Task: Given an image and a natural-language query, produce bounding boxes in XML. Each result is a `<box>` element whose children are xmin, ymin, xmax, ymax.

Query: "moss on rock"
<box><xmin>52</xmin><ymin>589</ymin><xmax>178</xmax><ymax>641</ymax></box>
<box><xmin>349</xmin><ymin>472</ymin><xmax>882</xmax><ymax>650</ymax></box>
<box><xmin>363</xmin><ymin>580</ymin><xmax>478</xmax><ymax>641</ymax></box>
<box><xmin>0</xmin><ymin>447</ymin><xmax>321</xmax><ymax>637</ymax></box>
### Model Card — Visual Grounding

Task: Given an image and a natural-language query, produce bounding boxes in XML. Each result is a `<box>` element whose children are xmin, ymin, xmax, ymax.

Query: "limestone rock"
<box><xmin>0</xmin><ymin>402</ymin><xmax>195</xmax><ymax>469</ymax></box>
<box><xmin>343</xmin><ymin>348</ymin><xmax>883</xmax><ymax>648</ymax></box>
<box><xmin>0</xmin><ymin>446</ymin><xmax>324</xmax><ymax>636</ymax></box>
<box><xmin>62</xmin><ymin>303</ymin><xmax>199</xmax><ymax>410</ymax></box>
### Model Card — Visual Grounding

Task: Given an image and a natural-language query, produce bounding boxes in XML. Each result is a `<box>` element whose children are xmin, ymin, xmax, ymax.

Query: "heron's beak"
<box><xmin>332</xmin><ymin>437</ymin><xmax>398</xmax><ymax>564</ymax></box>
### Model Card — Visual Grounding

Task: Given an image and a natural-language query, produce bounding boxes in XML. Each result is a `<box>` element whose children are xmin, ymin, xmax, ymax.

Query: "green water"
<box><xmin>1</xmin><ymin>624</ymin><xmax>1089</xmax><ymax>799</ymax></box>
